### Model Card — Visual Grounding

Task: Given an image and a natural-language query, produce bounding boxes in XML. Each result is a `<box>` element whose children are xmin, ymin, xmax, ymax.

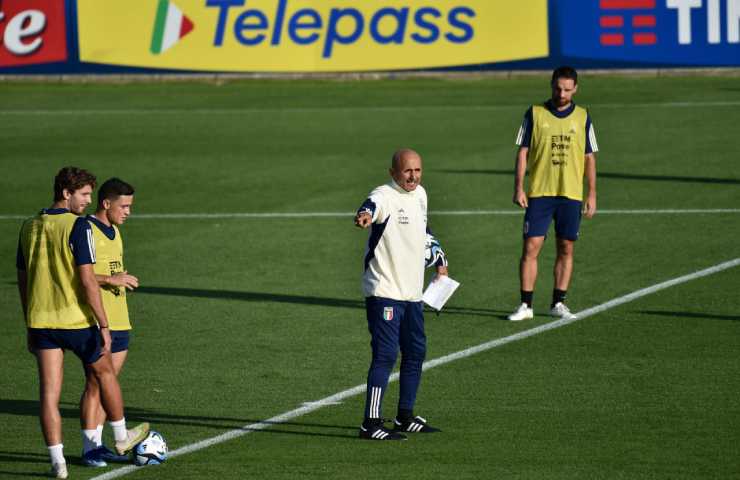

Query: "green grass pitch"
<box><xmin>0</xmin><ymin>74</ymin><xmax>739</xmax><ymax>479</ymax></box>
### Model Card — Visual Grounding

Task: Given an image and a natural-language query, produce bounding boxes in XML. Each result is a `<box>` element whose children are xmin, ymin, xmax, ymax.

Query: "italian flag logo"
<box><xmin>150</xmin><ymin>0</ymin><xmax>194</xmax><ymax>55</ymax></box>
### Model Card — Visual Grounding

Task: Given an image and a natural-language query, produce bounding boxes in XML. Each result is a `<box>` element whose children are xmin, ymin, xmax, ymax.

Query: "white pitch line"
<box><xmin>1</xmin><ymin>100</ymin><xmax>739</xmax><ymax>116</ymax></box>
<box><xmin>1</xmin><ymin>209</ymin><xmax>739</xmax><ymax>221</ymax></box>
<box><xmin>90</xmin><ymin>257</ymin><xmax>740</xmax><ymax>480</ymax></box>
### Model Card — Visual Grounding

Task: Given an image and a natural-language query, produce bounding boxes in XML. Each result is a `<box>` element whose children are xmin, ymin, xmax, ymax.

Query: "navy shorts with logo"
<box><xmin>110</xmin><ymin>330</ymin><xmax>130</xmax><ymax>354</ymax></box>
<box><xmin>28</xmin><ymin>326</ymin><xmax>103</xmax><ymax>365</ymax></box>
<box><xmin>524</xmin><ymin>196</ymin><xmax>582</xmax><ymax>241</ymax></box>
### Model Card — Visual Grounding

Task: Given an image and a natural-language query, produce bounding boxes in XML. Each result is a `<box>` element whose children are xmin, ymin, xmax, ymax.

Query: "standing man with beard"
<box><xmin>507</xmin><ymin>66</ymin><xmax>599</xmax><ymax>322</ymax></box>
<box><xmin>354</xmin><ymin>148</ymin><xmax>449</xmax><ymax>441</ymax></box>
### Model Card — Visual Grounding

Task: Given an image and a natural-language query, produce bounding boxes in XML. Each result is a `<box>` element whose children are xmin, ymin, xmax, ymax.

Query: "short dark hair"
<box><xmin>53</xmin><ymin>167</ymin><xmax>96</xmax><ymax>201</ymax></box>
<box><xmin>97</xmin><ymin>177</ymin><xmax>135</xmax><ymax>208</ymax></box>
<box><xmin>551</xmin><ymin>66</ymin><xmax>578</xmax><ymax>85</ymax></box>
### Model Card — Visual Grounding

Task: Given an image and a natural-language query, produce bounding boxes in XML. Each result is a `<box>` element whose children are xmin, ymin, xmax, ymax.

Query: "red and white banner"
<box><xmin>0</xmin><ymin>0</ymin><xmax>67</xmax><ymax>67</ymax></box>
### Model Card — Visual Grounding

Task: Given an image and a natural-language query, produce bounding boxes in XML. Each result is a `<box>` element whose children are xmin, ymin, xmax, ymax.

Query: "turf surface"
<box><xmin>0</xmin><ymin>75</ymin><xmax>738</xmax><ymax>479</ymax></box>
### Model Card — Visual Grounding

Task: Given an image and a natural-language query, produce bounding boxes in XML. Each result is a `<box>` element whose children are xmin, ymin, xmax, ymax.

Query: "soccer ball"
<box><xmin>424</xmin><ymin>233</ymin><xmax>445</xmax><ymax>268</ymax></box>
<box><xmin>133</xmin><ymin>431</ymin><xmax>168</xmax><ymax>466</ymax></box>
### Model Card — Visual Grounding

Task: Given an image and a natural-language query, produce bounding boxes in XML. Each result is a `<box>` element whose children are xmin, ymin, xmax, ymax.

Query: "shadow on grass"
<box><xmin>0</xmin><ymin>451</ymin><xmax>49</xmax><ymax>465</ymax></box>
<box><xmin>137</xmin><ymin>285</ymin><xmax>504</xmax><ymax>318</ymax></box>
<box><xmin>0</xmin><ymin>400</ymin><xmax>357</xmax><ymax>440</ymax></box>
<box><xmin>639</xmin><ymin>310</ymin><xmax>740</xmax><ymax>321</ymax></box>
<box><xmin>137</xmin><ymin>286</ymin><xmax>364</xmax><ymax>310</ymax></box>
<box><xmin>436</xmin><ymin>168</ymin><xmax>740</xmax><ymax>185</ymax></box>
<box><xmin>0</xmin><ymin>471</ymin><xmax>48</xmax><ymax>478</ymax></box>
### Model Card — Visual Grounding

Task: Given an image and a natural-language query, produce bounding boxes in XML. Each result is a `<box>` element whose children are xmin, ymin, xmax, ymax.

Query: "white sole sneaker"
<box><xmin>115</xmin><ymin>422</ymin><xmax>150</xmax><ymax>455</ymax></box>
<box><xmin>507</xmin><ymin>303</ymin><xmax>534</xmax><ymax>321</ymax></box>
<box><xmin>50</xmin><ymin>462</ymin><xmax>68</xmax><ymax>479</ymax></box>
<box><xmin>550</xmin><ymin>302</ymin><xmax>576</xmax><ymax>320</ymax></box>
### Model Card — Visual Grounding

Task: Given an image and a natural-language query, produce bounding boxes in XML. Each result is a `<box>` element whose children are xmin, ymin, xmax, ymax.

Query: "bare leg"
<box><xmin>520</xmin><ymin>236</ymin><xmax>546</xmax><ymax>291</ymax></box>
<box><xmin>36</xmin><ymin>349</ymin><xmax>65</xmax><ymax>446</ymax></box>
<box><xmin>93</xmin><ymin>350</ymin><xmax>128</xmax><ymax>428</ymax></box>
<box><xmin>80</xmin><ymin>367</ymin><xmax>101</xmax><ymax>430</ymax></box>
<box><xmin>86</xmin><ymin>353</ymin><xmax>124</xmax><ymax>422</ymax></box>
<box><xmin>554</xmin><ymin>238</ymin><xmax>575</xmax><ymax>291</ymax></box>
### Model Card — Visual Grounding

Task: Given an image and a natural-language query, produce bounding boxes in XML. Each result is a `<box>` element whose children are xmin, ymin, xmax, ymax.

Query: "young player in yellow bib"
<box><xmin>16</xmin><ymin>168</ymin><xmax>148</xmax><ymax>479</ymax></box>
<box><xmin>79</xmin><ymin>178</ymin><xmax>140</xmax><ymax>468</ymax></box>
<box><xmin>508</xmin><ymin>66</ymin><xmax>599</xmax><ymax>322</ymax></box>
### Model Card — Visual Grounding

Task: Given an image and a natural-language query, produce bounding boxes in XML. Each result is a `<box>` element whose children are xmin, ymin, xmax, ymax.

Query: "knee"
<box><xmin>522</xmin><ymin>242</ymin><xmax>542</xmax><ymax>261</ymax></box>
<box><xmin>557</xmin><ymin>242</ymin><xmax>574</xmax><ymax>258</ymax></box>
<box><xmin>372</xmin><ymin>350</ymin><xmax>398</xmax><ymax>369</ymax></box>
<box><xmin>402</xmin><ymin>343</ymin><xmax>426</xmax><ymax>362</ymax></box>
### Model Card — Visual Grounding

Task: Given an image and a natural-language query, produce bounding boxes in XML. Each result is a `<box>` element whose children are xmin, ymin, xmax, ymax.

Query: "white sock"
<box><xmin>81</xmin><ymin>429</ymin><xmax>97</xmax><ymax>454</ymax></box>
<box><xmin>48</xmin><ymin>444</ymin><xmax>65</xmax><ymax>465</ymax></box>
<box><xmin>109</xmin><ymin>418</ymin><xmax>127</xmax><ymax>442</ymax></box>
<box><xmin>95</xmin><ymin>424</ymin><xmax>104</xmax><ymax>447</ymax></box>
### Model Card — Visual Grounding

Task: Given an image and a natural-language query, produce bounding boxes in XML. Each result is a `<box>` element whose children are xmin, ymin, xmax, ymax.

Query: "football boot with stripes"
<box><xmin>359</xmin><ymin>420</ymin><xmax>407</xmax><ymax>441</ymax></box>
<box><xmin>393</xmin><ymin>415</ymin><xmax>441</xmax><ymax>433</ymax></box>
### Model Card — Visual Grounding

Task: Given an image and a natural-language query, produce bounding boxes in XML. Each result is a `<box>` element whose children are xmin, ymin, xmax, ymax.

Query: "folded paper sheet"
<box><xmin>422</xmin><ymin>276</ymin><xmax>460</xmax><ymax>311</ymax></box>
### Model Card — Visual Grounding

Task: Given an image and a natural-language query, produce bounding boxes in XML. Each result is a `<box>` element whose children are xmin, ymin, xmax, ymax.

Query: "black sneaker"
<box><xmin>393</xmin><ymin>415</ymin><xmax>441</xmax><ymax>433</ymax></box>
<box><xmin>359</xmin><ymin>419</ymin><xmax>407</xmax><ymax>441</ymax></box>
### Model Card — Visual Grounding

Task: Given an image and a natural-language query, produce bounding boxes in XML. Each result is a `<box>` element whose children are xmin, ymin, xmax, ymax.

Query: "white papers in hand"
<box><xmin>422</xmin><ymin>275</ymin><xmax>460</xmax><ymax>311</ymax></box>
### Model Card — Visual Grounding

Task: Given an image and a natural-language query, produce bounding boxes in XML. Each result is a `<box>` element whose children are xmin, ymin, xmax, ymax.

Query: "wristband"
<box><xmin>99</xmin><ymin>325</ymin><xmax>109</xmax><ymax>329</ymax></box>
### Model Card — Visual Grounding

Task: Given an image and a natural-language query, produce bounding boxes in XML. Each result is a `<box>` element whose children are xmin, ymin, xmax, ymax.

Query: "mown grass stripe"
<box><xmin>2</xmin><ymin>209</ymin><xmax>739</xmax><ymax>221</ymax></box>
<box><xmin>89</xmin><ymin>257</ymin><xmax>740</xmax><ymax>480</ymax></box>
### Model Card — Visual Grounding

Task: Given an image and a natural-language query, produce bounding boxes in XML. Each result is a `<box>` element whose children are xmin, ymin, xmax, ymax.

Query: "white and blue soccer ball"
<box><xmin>133</xmin><ymin>431</ymin><xmax>168</xmax><ymax>466</ymax></box>
<box><xmin>424</xmin><ymin>233</ymin><xmax>446</xmax><ymax>268</ymax></box>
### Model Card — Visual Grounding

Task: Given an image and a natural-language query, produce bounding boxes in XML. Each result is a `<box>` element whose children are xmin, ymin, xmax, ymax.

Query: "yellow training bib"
<box><xmin>527</xmin><ymin>104</ymin><xmax>588</xmax><ymax>201</ymax></box>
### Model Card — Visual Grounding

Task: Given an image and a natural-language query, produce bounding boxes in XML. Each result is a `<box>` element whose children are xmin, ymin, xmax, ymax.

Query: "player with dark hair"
<box><xmin>17</xmin><ymin>168</ymin><xmax>148</xmax><ymax>478</ymax></box>
<box><xmin>508</xmin><ymin>66</ymin><xmax>599</xmax><ymax>321</ymax></box>
<box><xmin>80</xmin><ymin>178</ymin><xmax>140</xmax><ymax>467</ymax></box>
<box><xmin>354</xmin><ymin>149</ymin><xmax>449</xmax><ymax>441</ymax></box>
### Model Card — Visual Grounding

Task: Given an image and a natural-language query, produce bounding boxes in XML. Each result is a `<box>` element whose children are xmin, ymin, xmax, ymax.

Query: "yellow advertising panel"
<box><xmin>78</xmin><ymin>0</ymin><xmax>548</xmax><ymax>72</ymax></box>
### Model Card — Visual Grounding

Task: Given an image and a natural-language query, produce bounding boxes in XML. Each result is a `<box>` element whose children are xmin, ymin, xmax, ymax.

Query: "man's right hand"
<box><xmin>513</xmin><ymin>188</ymin><xmax>528</xmax><ymax>208</ymax></box>
<box><xmin>99</xmin><ymin>327</ymin><xmax>112</xmax><ymax>355</ymax></box>
<box><xmin>354</xmin><ymin>212</ymin><xmax>372</xmax><ymax>229</ymax></box>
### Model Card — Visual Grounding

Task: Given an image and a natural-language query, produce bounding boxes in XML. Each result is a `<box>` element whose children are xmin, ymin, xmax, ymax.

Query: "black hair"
<box><xmin>97</xmin><ymin>177</ymin><xmax>135</xmax><ymax>208</ymax></box>
<box><xmin>551</xmin><ymin>66</ymin><xmax>578</xmax><ymax>85</ymax></box>
<box><xmin>53</xmin><ymin>167</ymin><xmax>96</xmax><ymax>201</ymax></box>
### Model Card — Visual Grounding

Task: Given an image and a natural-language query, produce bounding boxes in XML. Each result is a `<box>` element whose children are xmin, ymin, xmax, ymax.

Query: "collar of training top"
<box><xmin>41</xmin><ymin>208</ymin><xmax>70</xmax><ymax>215</ymax></box>
<box><xmin>390</xmin><ymin>179</ymin><xmax>418</xmax><ymax>194</ymax></box>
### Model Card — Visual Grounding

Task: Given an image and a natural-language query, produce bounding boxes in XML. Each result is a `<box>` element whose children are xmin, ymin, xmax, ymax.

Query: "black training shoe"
<box><xmin>359</xmin><ymin>420</ymin><xmax>407</xmax><ymax>441</ymax></box>
<box><xmin>393</xmin><ymin>415</ymin><xmax>441</xmax><ymax>433</ymax></box>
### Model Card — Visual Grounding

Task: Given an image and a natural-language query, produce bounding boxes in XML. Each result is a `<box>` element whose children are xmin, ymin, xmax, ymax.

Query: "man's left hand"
<box><xmin>435</xmin><ymin>265</ymin><xmax>449</xmax><ymax>280</ymax></box>
<box><xmin>584</xmin><ymin>193</ymin><xmax>597</xmax><ymax>218</ymax></box>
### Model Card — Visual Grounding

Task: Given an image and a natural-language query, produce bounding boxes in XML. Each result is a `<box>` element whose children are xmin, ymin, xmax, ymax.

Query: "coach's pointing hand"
<box><xmin>355</xmin><ymin>212</ymin><xmax>372</xmax><ymax>229</ymax></box>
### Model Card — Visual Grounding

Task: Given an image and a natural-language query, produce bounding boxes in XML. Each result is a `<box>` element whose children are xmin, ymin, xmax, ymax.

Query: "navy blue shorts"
<box><xmin>524</xmin><ymin>196</ymin><xmax>582</xmax><ymax>241</ymax></box>
<box><xmin>110</xmin><ymin>330</ymin><xmax>130</xmax><ymax>354</ymax></box>
<box><xmin>28</xmin><ymin>326</ymin><xmax>102</xmax><ymax>365</ymax></box>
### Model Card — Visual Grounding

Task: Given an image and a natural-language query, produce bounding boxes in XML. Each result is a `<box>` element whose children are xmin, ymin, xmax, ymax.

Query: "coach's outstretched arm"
<box><xmin>354</xmin><ymin>198</ymin><xmax>376</xmax><ymax>229</ymax></box>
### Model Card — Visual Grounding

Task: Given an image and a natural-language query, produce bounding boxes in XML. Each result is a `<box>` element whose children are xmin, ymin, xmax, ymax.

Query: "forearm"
<box><xmin>95</xmin><ymin>274</ymin><xmax>110</xmax><ymax>286</ymax></box>
<box><xmin>17</xmin><ymin>269</ymin><xmax>28</xmax><ymax>321</ymax></box>
<box><xmin>79</xmin><ymin>266</ymin><xmax>109</xmax><ymax>327</ymax></box>
<box><xmin>514</xmin><ymin>148</ymin><xmax>528</xmax><ymax>191</ymax></box>
<box><xmin>585</xmin><ymin>154</ymin><xmax>597</xmax><ymax>196</ymax></box>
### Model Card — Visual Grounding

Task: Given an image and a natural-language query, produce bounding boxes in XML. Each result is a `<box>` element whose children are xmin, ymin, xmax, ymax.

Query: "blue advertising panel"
<box><xmin>555</xmin><ymin>0</ymin><xmax>740</xmax><ymax>66</ymax></box>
